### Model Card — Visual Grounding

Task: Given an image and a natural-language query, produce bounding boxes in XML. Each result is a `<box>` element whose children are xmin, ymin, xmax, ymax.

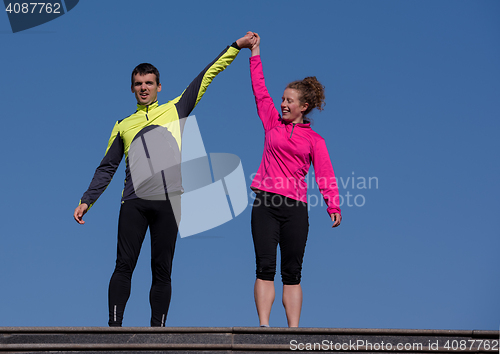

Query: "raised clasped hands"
<box><xmin>236</xmin><ymin>31</ymin><xmax>259</xmax><ymax>49</ymax></box>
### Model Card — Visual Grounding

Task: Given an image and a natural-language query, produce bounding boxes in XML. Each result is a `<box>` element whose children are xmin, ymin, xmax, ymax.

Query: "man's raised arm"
<box><xmin>174</xmin><ymin>32</ymin><xmax>256</xmax><ymax>119</ymax></box>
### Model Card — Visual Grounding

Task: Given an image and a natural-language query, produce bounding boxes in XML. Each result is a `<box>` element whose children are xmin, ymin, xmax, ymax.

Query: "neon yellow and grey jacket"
<box><xmin>80</xmin><ymin>43</ymin><xmax>241</xmax><ymax>209</ymax></box>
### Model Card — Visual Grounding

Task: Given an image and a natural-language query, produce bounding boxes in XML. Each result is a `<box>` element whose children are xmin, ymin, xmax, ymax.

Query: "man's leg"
<box><xmin>108</xmin><ymin>199</ymin><xmax>149</xmax><ymax>327</ymax></box>
<box><xmin>147</xmin><ymin>196</ymin><xmax>179</xmax><ymax>327</ymax></box>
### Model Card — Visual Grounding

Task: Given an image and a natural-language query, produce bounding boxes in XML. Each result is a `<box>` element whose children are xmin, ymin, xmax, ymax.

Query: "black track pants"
<box><xmin>108</xmin><ymin>197</ymin><xmax>180</xmax><ymax>327</ymax></box>
<box><xmin>251</xmin><ymin>192</ymin><xmax>309</xmax><ymax>285</ymax></box>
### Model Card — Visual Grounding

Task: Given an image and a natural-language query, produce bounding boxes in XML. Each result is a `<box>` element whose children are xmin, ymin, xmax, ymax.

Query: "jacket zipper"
<box><xmin>290</xmin><ymin>123</ymin><xmax>296</xmax><ymax>138</ymax></box>
<box><xmin>145</xmin><ymin>105</ymin><xmax>149</xmax><ymax>121</ymax></box>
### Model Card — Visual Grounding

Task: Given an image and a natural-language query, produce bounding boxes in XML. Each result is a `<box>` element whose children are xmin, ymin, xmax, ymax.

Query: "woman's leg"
<box><xmin>279</xmin><ymin>198</ymin><xmax>309</xmax><ymax>327</ymax></box>
<box><xmin>251</xmin><ymin>193</ymin><xmax>280</xmax><ymax>326</ymax></box>
<box><xmin>254</xmin><ymin>278</ymin><xmax>275</xmax><ymax>326</ymax></box>
<box><xmin>282</xmin><ymin>284</ymin><xmax>302</xmax><ymax>327</ymax></box>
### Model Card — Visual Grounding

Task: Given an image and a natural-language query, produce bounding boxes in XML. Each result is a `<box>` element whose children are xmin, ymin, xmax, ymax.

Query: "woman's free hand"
<box><xmin>331</xmin><ymin>213</ymin><xmax>342</xmax><ymax>228</ymax></box>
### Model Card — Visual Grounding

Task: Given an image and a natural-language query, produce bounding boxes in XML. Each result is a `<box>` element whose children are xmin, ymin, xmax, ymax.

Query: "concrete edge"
<box><xmin>0</xmin><ymin>343</ymin><xmax>496</xmax><ymax>353</ymax></box>
<box><xmin>0</xmin><ymin>327</ymin><xmax>498</xmax><ymax>336</ymax></box>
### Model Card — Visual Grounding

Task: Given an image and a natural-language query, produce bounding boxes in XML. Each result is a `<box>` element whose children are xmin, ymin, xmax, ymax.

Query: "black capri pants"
<box><xmin>251</xmin><ymin>191</ymin><xmax>309</xmax><ymax>285</ymax></box>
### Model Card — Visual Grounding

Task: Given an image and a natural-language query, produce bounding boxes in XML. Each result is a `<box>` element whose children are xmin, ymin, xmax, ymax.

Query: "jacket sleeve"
<box><xmin>250</xmin><ymin>55</ymin><xmax>281</xmax><ymax>131</ymax></box>
<box><xmin>174</xmin><ymin>43</ymin><xmax>241</xmax><ymax>119</ymax></box>
<box><xmin>311</xmin><ymin>137</ymin><xmax>341</xmax><ymax>216</ymax></box>
<box><xmin>79</xmin><ymin>122</ymin><xmax>124</xmax><ymax>210</ymax></box>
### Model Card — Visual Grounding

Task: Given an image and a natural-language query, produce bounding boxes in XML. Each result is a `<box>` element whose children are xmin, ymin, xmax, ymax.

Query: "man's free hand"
<box><xmin>331</xmin><ymin>213</ymin><xmax>342</xmax><ymax>228</ymax></box>
<box><xmin>74</xmin><ymin>203</ymin><xmax>88</xmax><ymax>225</ymax></box>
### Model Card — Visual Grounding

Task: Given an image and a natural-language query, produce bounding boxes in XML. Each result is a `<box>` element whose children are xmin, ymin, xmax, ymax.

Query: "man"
<box><xmin>74</xmin><ymin>32</ymin><xmax>256</xmax><ymax>327</ymax></box>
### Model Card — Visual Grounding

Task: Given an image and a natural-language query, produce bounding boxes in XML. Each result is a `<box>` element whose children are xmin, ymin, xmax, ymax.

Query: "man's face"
<box><xmin>131</xmin><ymin>73</ymin><xmax>161</xmax><ymax>106</ymax></box>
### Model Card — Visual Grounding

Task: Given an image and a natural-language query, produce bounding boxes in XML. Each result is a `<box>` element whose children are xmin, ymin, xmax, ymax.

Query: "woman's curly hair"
<box><xmin>286</xmin><ymin>76</ymin><xmax>325</xmax><ymax>122</ymax></box>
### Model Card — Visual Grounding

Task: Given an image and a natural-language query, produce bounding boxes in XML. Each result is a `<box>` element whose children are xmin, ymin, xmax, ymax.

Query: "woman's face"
<box><xmin>281</xmin><ymin>88</ymin><xmax>308</xmax><ymax>124</ymax></box>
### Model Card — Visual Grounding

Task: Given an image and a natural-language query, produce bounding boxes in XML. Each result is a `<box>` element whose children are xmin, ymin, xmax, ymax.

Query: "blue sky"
<box><xmin>0</xmin><ymin>1</ymin><xmax>498</xmax><ymax>329</ymax></box>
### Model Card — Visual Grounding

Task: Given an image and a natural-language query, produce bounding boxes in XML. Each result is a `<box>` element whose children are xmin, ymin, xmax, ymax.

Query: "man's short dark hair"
<box><xmin>131</xmin><ymin>63</ymin><xmax>160</xmax><ymax>85</ymax></box>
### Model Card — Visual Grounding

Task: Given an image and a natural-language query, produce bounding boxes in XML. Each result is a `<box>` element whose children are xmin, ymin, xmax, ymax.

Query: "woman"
<box><xmin>246</xmin><ymin>33</ymin><xmax>342</xmax><ymax>327</ymax></box>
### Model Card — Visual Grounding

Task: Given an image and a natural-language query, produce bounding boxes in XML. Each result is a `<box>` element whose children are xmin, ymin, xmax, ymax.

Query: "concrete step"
<box><xmin>0</xmin><ymin>327</ymin><xmax>498</xmax><ymax>353</ymax></box>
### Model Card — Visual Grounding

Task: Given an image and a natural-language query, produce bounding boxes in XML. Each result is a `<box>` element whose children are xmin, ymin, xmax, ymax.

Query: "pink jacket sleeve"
<box><xmin>250</xmin><ymin>55</ymin><xmax>280</xmax><ymax>131</ymax></box>
<box><xmin>312</xmin><ymin>137</ymin><xmax>342</xmax><ymax>215</ymax></box>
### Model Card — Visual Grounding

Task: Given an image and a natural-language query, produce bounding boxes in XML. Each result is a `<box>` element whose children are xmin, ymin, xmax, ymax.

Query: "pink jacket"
<box><xmin>249</xmin><ymin>55</ymin><xmax>341</xmax><ymax>216</ymax></box>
